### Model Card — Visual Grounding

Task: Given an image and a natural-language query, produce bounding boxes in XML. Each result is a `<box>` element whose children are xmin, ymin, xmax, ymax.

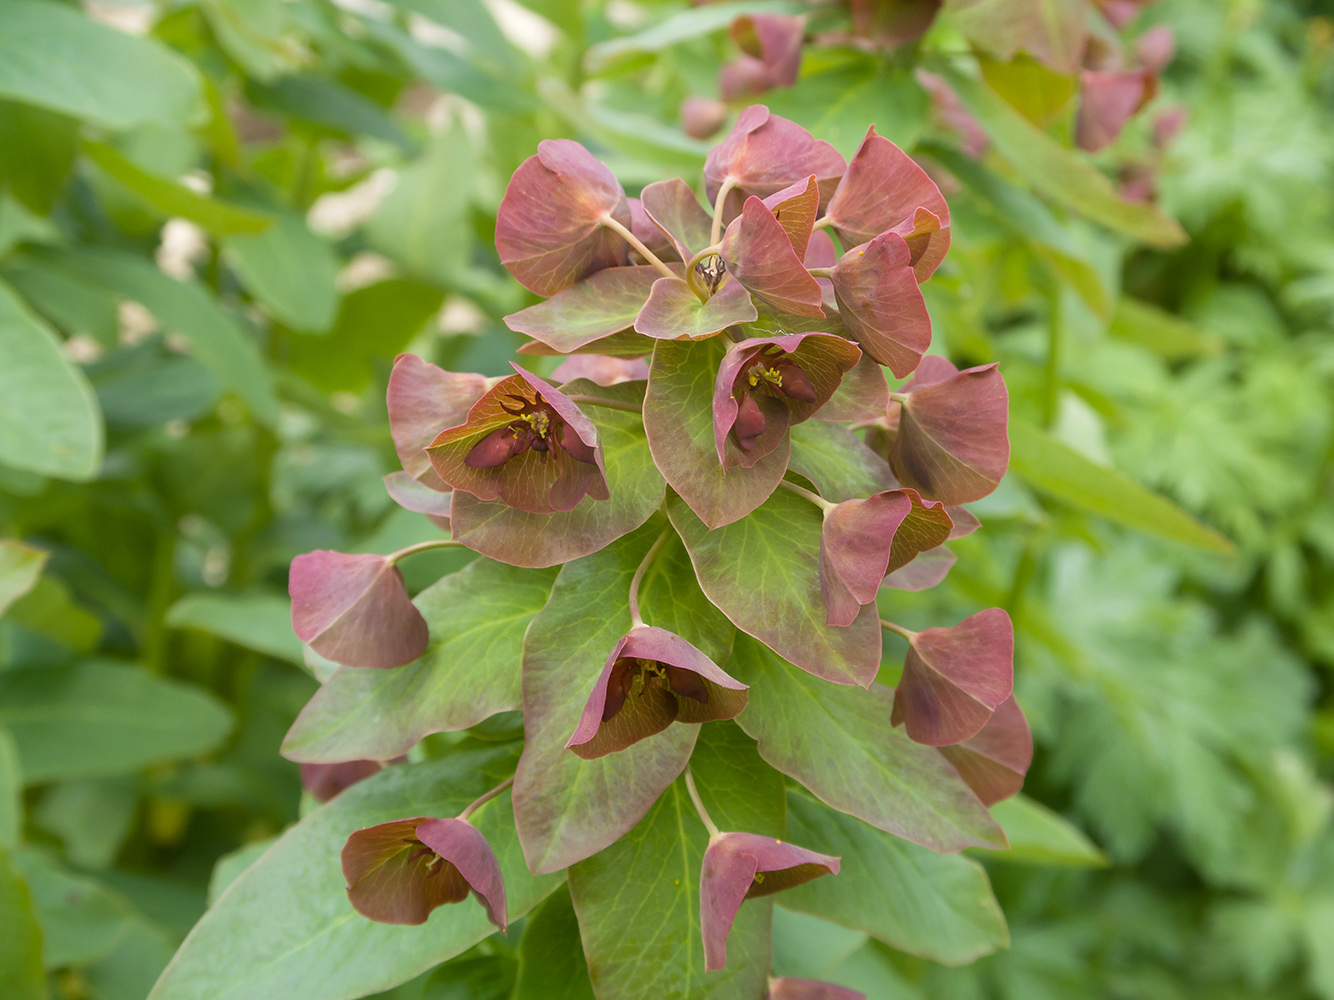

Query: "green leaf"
<box><xmin>84</xmin><ymin>141</ymin><xmax>273</xmax><ymax>235</ymax></box>
<box><xmin>781</xmin><ymin>790</ymin><xmax>1009</xmax><ymax>964</ymax></box>
<box><xmin>514</xmin><ymin>523</ymin><xmax>697</xmax><ymax>875</ymax></box>
<box><xmin>5</xmin><ymin>575</ymin><xmax>102</xmax><ymax>652</ymax></box>
<box><xmin>637</xmin><ymin>533</ymin><xmax>736</xmax><ymax>667</ymax></box>
<box><xmin>31</xmin><ymin>777</ymin><xmax>137</xmax><ymax>870</ymax></box>
<box><xmin>223</xmin><ymin>212</ymin><xmax>340</xmax><ymax>331</ymax></box>
<box><xmin>667</xmin><ymin>489</ymin><xmax>882</xmax><ymax>686</ymax></box>
<box><xmin>282</xmin><ymin>560</ymin><xmax>558</xmax><ymax>764</ymax></box>
<box><xmin>770</xmin><ymin>907</ymin><xmax>867</xmax><ymax>982</ymax></box>
<box><xmin>0</xmin><ymin>540</ymin><xmax>47</xmax><ymax>618</ymax></box>
<box><xmin>0</xmin><ymin>846</ymin><xmax>45</xmax><ymax>1000</ymax></box>
<box><xmin>247</xmin><ymin>75</ymin><xmax>415</xmax><ymax>151</ymax></box>
<box><xmin>567</xmin><ymin>777</ymin><xmax>773</xmax><ymax>1000</ymax></box>
<box><xmin>368</xmin><ymin>124</ymin><xmax>473</xmax><ymax>287</ymax></box>
<box><xmin>511</xmin><ymin>889</ymin><xmax>595</xmax><ymax>1000</ymax></box>
<box><xmin>976</xmin><ymin>794</ymin><xmax>1108</xmax><ymax>867</ymax></box>
<box><xmin>691</xmin><ymin>721</ymin><xmax>787</xmax><ymax>837</ymax></box>
<box><xmin>11</xmin><ymin>848</ymin><xmax>135</xmax><ymax>969</ymax></box>
<box><xmin>0</xmin><ymin>279</ymin><xmax>102</xmax><ymax>481</ymax></box>
<box><xmin>584</xmin><ymin>0</ymin><xmax>808</xmax><ymax>72</ymax></box>
<box><xmin>923</xmin><ymin>143</ymin><xmax>1111</xmax><ymax>316</ymax></box>
<box><xmin>0</xmin><ymin>728</ymin><xmax>20</xmax><ymax>849</ymax></box>
<box><xmin>1108</xmin><ymin>297</ymin><xmax>1225</xmax><ymax>361</ymax></box>
<box><xmin>0</xmin><ymin>99</ymin><xmax>78</xmax><ymax>215</ymax></box>
<box><xmin>0</xmin><ymin>0</ymin><xmax>201</xmax><ymax>128</ymax></box>
<box><xmin>788</xmin><ymin>419</ymin><xmax>896</xmax><ymax>503</ymax></box>
<box><xmin>728</xmin><ymin>635</ymin><xmax>1006</xmax><ymax>852</ymax></box>
<box><xmin>166</xmin><ymin>592</ymin><xmax>304</xmax><ymax>665</ymax></box>
<box><xmin>0</xmin><ymin>255</ymin><xmax>118</xmax><ymax>347</ymax></box>
<box><xmin>148</xmin><ymin>749</ymin><xmax>561</xmax><ymax>1000</ymax></box>
<box><xmin>0</xmin><ymin>660</ymin><xmax>233</xmax><ymax>785</ymax></box>
<box><xmin>34</xmin><ymin>247</ymin><xmax>280</xmax><ymax>427</ymax></box>
<box><xmin>939</xmin><ymin>65</ymin><xmax>1187</xmax><ymax>248</ymax></box>
<box><xmin>288</xmin><ymin>279</ymin><xmax>445</xmax><ymax>394</ymax></box>
<box><xmin>1008</xmin><ymin>416</ymin><xmax>1234</xmax><ymax>552</ymax></box>
<box><xmin>93</xmin><ymin>355</ymin><xmax>223</xmax><ymax>427</ymax></box>
<box><xmin>766</xmin><ymin>64</ymin><xmax>929</xmax><ymax>159</ymax></box>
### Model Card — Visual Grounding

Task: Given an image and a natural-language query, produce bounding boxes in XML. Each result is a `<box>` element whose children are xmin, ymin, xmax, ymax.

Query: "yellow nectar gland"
<box><xmin>518</xmin><ymin>409</ymin><xmax>550</xmax><ymax>439</ymax></box>
<box><xmin>747</xmin><ymin>364</ymin><xmax>784</xmax><ymax>390</ymax></box>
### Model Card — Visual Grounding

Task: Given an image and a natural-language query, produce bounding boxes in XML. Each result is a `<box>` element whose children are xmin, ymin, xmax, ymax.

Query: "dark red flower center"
<box><xmin>602</xmin><ymin>657</ymin><xmax>710</xmax><ymax>722</ymax></box>
<box><xmin>465</xmin><ymin>392</ymin><xmax>597</xmax><ymax>469</ymax></box>
<box><xmin>728</xmin><ymin>347</ymin><xmax>816</xmax><ymax>452</ymax></box>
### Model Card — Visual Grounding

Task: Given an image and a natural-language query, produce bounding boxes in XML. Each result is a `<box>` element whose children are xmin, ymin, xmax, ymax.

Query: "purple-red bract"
<box><xmin>289</xmin><ymin>551</ymin><xmax>427</xmax><ymax>669</ymax></box>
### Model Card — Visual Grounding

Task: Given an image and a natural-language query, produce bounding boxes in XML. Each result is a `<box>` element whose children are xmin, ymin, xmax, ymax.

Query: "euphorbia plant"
<box><xmin>284</xmin><ymin>106</ymin><xmax>1023</xmax><ymax>996</ymax></box>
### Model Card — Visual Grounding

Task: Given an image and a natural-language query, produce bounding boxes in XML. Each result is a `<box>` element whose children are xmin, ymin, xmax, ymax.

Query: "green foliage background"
<box><xmin>0</xmin><ymin>0</ymin><xmax>1331</xmax><ymax>998</ymax></box>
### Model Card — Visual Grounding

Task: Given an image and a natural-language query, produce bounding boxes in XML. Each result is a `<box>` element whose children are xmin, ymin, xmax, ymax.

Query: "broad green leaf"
<box><xmin>667</xmin><ymin>489</ymin><xmax>882</xmax><ymax>686</ymax></box>
<box><xmin>691</xmin><ymin>721</ymin><xmax>787</xmax><ymax>838</ymax></box>
<box><xmin>781</xmin><ymin>791</ymin><xmax>1009</xmax><ymax>964</ymax></box>
<box><xmin>514</xmin><ymin>523</ymin><xmax>697</xmax><ymax>875</ymax></box>
<box><xmin>93</xmin><ymin>355</ymin><xmax>223</xmax><ymax>427</ymax></box>
<box><xmin>728</xmin><ymin>636</ymin><xmax>1006</xmax><ymax>852</ymax></box>
<box><xmin>149</xmin><ymin>750</ymin><xmax>561</xmax><ymax>1000</ymax></box>
<box><xmin>765</xmin><ymin>64</ymin><xmax>930</xmax><ymax>159</ymax></box>
<box><xmin>247</xmin><ymin>75</ymin><xmax>415</xmax><ymax>151</ymax></box>
<box><xmin>0</xmin><ymin>100</ymin><xmax>78</xmax><ymax>215</ymax></box>
<box><xmin>0</xmin><ymin>255</ymin><xmax>118</xmax><ymax>346</ymax></box>
<box><xmin>788</xmin><ymin>420</ymin><xmax>896</xmax><ymax>503</ymax></box>
<box><xmin>384</xmin><ymin>0</ymin><xmax>518</xmax><ymax>70</ymax></box>
<box><xmin>0</xmin><ymin>540</ymin><xmax>47</xmax><ymax>617</ymax></box>
<box><xmin>977</xmin><ymin>794</ymin><xmax>1108</xmax><ymax>867</ymax></box>
<box><xmin>84</xmin><ymin>141</ymin><xmax>273</xmax><ymax>236</ymax></box>
<box><xmin>0</xmin><ymin>846</ymin><xmax>44</xmax><ymax>1000</ymax></box>
<box><xmin>288</xmin><ymin>279</ymin><xmax>444</xmax><ymax>394</ymax></box>
<box><xmin>35</xmin><ymin>247</ymin><xmax>280</xmax><ymax>426</ymax></box>
<box><xmin>923</xmin><ymin>143</ymin><xmax>1111</xmax><ymax>316</ymax></box>
<box><xmin>31</xmin><ymin>777</ymin><xmax>137</xmax><ymax>870</ymax></box>
<box><xmin>368</xmin><ymin>124</ymin><xmax>473</xmax><ymax>288</ymax></box>
<box><xmin>5</xmin><ymin>575</ymin><xmax>102</xmax><ymax>652</ymax></box>
<box><xmin>0</xmin><ymin>0</ymin><xmax>201</xmax><ymax>128</ymax></box>
<box><xmin>1307</xmin><ymin>897</ymin><xmax>1334</xmax><ymax>1000</ymax></box>
<box><xmin>770</xmin><ymin>907</ymin><xmax>867</xmax><ymax>982</ymax></box>
<box><xmin>568</xmin><ymin>777</ymin><xmax>773</xmax><ymax>1000</ymax></box>
<box><xmin>0</xmin><ymin>279</ymin><xmax>102</xmax><ymax>481</ymax></box>
<box><xmin>1008</xmin><ymin>416</ymin><xmax>1234</xmax><ymax>552</ymax></box>
<box><xmin>584</xmin><ymin>0</ymin><xmax>807</xmax><ymax>72</ymax></box>
<box><xmin>511</xmin><ymin>889</ymin><xmax>595</xmax><ymax>1000</ymax></box>
<box><xmin>224</xmin><ymin>212</ymin><xmax>340</xmax><ymax>332</ymax></box>
<box><xmin>451</xmin><ymin>381</ymin><xmax>664</xmax><ymax>569</ymax></box>
<box><xmin>282</xmin><ymin>560</ymin><xmax>558</xmax><ymax>763</ymax></box>
<box><xmin>166</xmin><ymin>592</ymin><xmax>304</xmax><ymax>665</ymax></box>
<box><xmin>0</xmin><ymin>661</ymin><xmax>233</xmax><ymax>785</ymax></box>
<box><xmin>940</xmin><ymin>65</ymin><xmax>1187</xmax><ymax>248</ymax></box>
<box><xmin>12</xmin><ymin>849</ymin><xmax>135</xmax><ymax>968</ymax></box>
<box><xmin>83</xmin><ymin>915</ymin><xmax>176</xmax><ymax>1000</ymax></box>
<box><xmin>1108</xmin><ymin>297</ymin><xmax>1225</xmax><ymax>361</ymax></box>
<box><xmin>0</xmin><ymin>729</ymin><xmax>20</xmax><ymax>849</ymax></box>
<box><xmin>207</xmin><ymin>838</ymin><xmax>275</xmax><ymax>907</ymax></box>
<box><xmin>645</xmin><ymin>337</ymin><xmax>789</xmax><ymax>529</ymax></box>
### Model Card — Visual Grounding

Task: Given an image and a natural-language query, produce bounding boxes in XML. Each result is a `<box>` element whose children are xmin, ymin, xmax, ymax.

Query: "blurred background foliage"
<box><xmin>0</xmin><ymin>0</ymin><xmax>1331</xmax><ymax>998</ymax></box>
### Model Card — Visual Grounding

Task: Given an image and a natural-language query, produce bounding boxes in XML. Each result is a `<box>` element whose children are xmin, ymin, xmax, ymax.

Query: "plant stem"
<box><xmin>710</xmin><ymin>178</ymin><xmax>736</xmax><ymax>246</ymax></box>
<box><xmin>627</xmin><ymin>527</ymin><xmax>671</xmax><ymax>627</ymax></box>
<box><xmin>565</xmin><ymin>394</ymin><xmax>644</xmax><ymax>414</ymax></box>
<box><xmin>684</xmin><ymin>765</ymin><xmax>720</xmax><ymax>838</ymax></box>
<box><xmin>459</xmin><ymin>775</ymin><xmax>515</xmax><ymax>822</ymax></box>
<box><xmin>806</xmin><ymin>266</ymin><xmax>833</xmax><ymax>278</ymax></box>
<box><xmin>812</xmin><ymin>215</ymin><xmax>833</xmax><ymax>231</ymax></box>
<box><xmin>684</xmin><ymin>242</ymin><xmax>725</xmax><ymax>302</ymax></box>
<box><xmin>389</xmin><ymin>538</ymin><xmax>464</xmax><ymax>564</ymax></box>
<box><xmin>880</xmin><ymin>619</ymin><xmax>915</xmax><ymax>640</ymax></box>
<box><xmin>888</xmin><ymin>391</ymin><xmax>910</xmax><ymax>405</ymax></box>
<box><xmin>600</xmin><ymin>214</ymin><xmax>677</xmax><ymax>281</ymax></box>
<box><xmin>778</xmin><ymin>479</ymin><xmax>835</xmax><ymax>513</ymax></box>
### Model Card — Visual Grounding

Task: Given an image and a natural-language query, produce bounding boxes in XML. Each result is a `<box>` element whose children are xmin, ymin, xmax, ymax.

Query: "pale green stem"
<box><xmin>806</xmin><ymin>266</ymin><xmax>833</xmax><ymax>279</ymax></box>
<box><xmin>684</xmin><ymin>765</ymin><xmax>720</xmax><ymax>838</ymax></box>
<box><xmin>627</xmin><ymin>527</ymin><xmax>671</xmax><ymax>627</ymax></box>
<box><xmin>710</xmin><ymin>177</ymin><xmax>737</xmax><ymax>246</ymax></box>
<box><xmin>459</xmin><ymin>776</ymin><xmax>515</xmax><ymax>822</ymax></box>
<box><xmin>778</xmin><ymin>479</ymin><xmax>835</xmax><ymax>513</ymax></box>
<box><xmin>389</xmin><ymin>538</ymin><xmax>464</xmax><ymax>564</ymax></box>
<box><xmin>600</xmin><ymin>213</ymin><xmax>677</xmax><ymax>281</ymax></box>
<box><xmin>812</xmin><ymin>215</ymin><xmax>834</xmax><ymax>231</ymax></box>
<box><xmin>880</xmin><ymin>619</ymin><xmax>916</xmax><ymax>641</ymax></box>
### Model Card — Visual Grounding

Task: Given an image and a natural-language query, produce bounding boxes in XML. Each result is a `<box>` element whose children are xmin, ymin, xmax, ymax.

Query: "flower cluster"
<box><xmin>287</xmin><ymin>106</ymin><xmax>1023</xmax><ymax>980</ymax></box>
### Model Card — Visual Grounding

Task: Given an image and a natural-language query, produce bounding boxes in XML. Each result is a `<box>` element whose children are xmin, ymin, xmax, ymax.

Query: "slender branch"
<box><xmin>684</xmin><ymin>765</ymin><xmax>720</xmax><ymax>838</ymax></box>
<box><xmin>459</xmin><ymin>775</ymin><xmax>515</xmax><ymax>822</ymax></box>
<box><xmin>710</xmin><ymin>178</ymin><xmax>736</xmax><ymax>246</ymax></box>
<box><xmin>600</xmin><ymin>214</ymin><xmax>677</xmax><ymax>281</ymax></box>
<box><xmin>389</xmin><ymin>538</ymin><xmax>464</xmax><ymax>564</ymax></box>
<box><xmin>684</xmin><ymin>242</ymin><xmax>725</xmax><ymax>302</ymax></box>
<box><xmin>812</xmin><ymin>215</ymin><xmax>833</xmax><ymax>231</ymax></box>
<box><xmin>887</xmin><ymin>391</ymin><xmax>910</xmax><ymax>405</ymax></box>
<box><xmin>880</xmin><ymin>619</ymin><xmax>916</xmax><ymax>640</ymax></box>
<box><xmin>565</xmin><ymin>394</ymin><xmax>644</xmax><ymax>414</ymax></box>
<box><xmin>848</xmin><ymin>417</ymin><xmax>888</xmax><ymax>431</ymax></box>
<box><xmin>627</xmin><ymin>526</ymin><xmax>672</xmax><ymax>628</ymax></box>
<box><xmin>778</xmin><ymin>479</ymin><xmax>835</xmax><ymax>513</ymax></box>
<box><xmin>806</xmin><ymin>266</ymin><xmax>832</xmax><ymax>279</ymax></box>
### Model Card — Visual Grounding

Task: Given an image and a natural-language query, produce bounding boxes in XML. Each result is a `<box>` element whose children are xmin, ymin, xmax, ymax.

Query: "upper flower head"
<box><xmin>705</xmin><ymin>106</ymin><xmax>846</xmax><ymax>211</ymax></box>
<box><xmin>495</xmin><ymin>139</ymin><xmax>631</xmax><ymax>296</ymax></box>
<box><xmin>713</xmin><ymin>333</ymin><xmax>862</xmax><ymax>469</ymax></box>
<box><xmin>566</xmin><ymin>625</ymin><xmax>748</xmax><ymax>759</ymax></box>
<box><xmin>341</xmin><ymin>816</ymin><xmax>506</xmax><ymax>929</ymax></box>
<box><xmin>701</xmin><ymin>832</ymin><xmax>839</xmax><ymax>972</ymax></box>
<box><xmin>427</xmin><ymin>363</ymin><xmax>608</xmax><ymax>514</ymax></box>
<box><xmin>720</xmin><ymin>14</ymin><xmax>805</xmax><ymax>100</ymax></box>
